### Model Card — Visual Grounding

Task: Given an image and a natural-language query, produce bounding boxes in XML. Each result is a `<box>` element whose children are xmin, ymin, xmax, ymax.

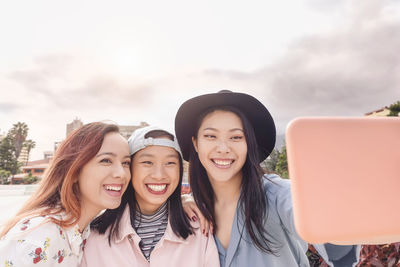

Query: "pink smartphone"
<box><xmin>286</xmin><ymin>117</ymin><xmax>400</xmax><ymax>245</ymax></box>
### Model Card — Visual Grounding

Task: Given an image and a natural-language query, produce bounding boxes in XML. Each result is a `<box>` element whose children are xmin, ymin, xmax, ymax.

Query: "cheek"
<box><xmin>131</xmin><ymin>174</ymin><xmax>140</xmax><ymax>190</ymax></box>
<box><xmin>169</xmin><ymin>168</ymin><xmax>181</xmax><ymax>188</ymax></box>
<box><xmin>237</xmin><ymin>143</ymin><xmax>248</xmax><ymax>159</ymax></box>
<box><xmin>130</xmin><ymin>173</ymin><xmax>140</xmax><ymax>191</ymax></box>
<box><xmin>78</xmin><ymin>170</ymin><xmax>92</xmax><ymax>194</ymax></box>
<box><xmin>131</xmin><ymin>164</ymin><xmax>145</xmax><ymax>186</ymax></box>
<box><xmin>196</xmin><ymin>143</ymin><xmax>209</xmax><ymax>162</ymax></box>
<box><xmin>124</xmin><ymin>168</ymin><xmax>131</xmax><ymax>183</ymax></box>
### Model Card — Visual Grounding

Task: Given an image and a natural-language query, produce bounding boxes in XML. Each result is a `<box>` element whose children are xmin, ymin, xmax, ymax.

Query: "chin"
<box><xmin>106</xmin><ymin>201</ymin><xmax>122</xmax><ymax>210</ymax></box>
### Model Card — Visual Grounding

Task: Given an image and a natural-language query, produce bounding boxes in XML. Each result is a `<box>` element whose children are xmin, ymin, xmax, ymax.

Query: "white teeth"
<box><xmin>105</xmin><ymin>185</ymin><xmax>122</xmax><ymax>191</ymax></box>
<box><xmin>147</xmin><ymin>184</ymin><xmax>167</xmax><ymax>192</ymax></box>
<box><xmin>213</xmin><ymin>159</ymin><xmax>233</xmax><ymax>166</ymax></box>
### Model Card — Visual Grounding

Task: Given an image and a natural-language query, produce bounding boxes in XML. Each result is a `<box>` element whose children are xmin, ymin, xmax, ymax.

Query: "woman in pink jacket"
<box><xmin>81</xmin><ymin>126</ymin><xmax>219</xmax><ymax>267</ymax></box>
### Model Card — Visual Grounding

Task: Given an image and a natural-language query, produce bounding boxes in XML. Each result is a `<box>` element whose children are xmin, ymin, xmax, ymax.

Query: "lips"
<box><xmin>211</xmin><ymin>158</ymin><xmax>234</xmax><ymax>168</ymax></box>
<box><xmin>146</xmin><ymin>183</ymin><xmax>168</xmax><ymax>194</ymax></box>
<box><xmin>103</xmin><ymin>184</ymin><xmax>124</xmax><ymax>197</ymax></box>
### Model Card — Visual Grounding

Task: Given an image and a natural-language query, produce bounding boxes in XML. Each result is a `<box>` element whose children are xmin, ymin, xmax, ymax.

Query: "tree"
<box><xmin>275</xmin><ymin>145</ymin><xmax>289</xmax><ymax>179</ymax></box>
<box><xmin>0</xmin><ymin>168</ymin><xmax>11</xmax><ymax>184</ymax></box>
<box><xmin>0</xmin><ymin>134</ymin><xmax>19</xmax><ymax>174</ymax></box>
<box><xmin>9</xmin><ymin>122</ymin><xmax>28</xmax><ymax>159</ymax></box>
<box><xmin>388</xmin><ymin>101</ymin><xmax>400</xmax><ymax>116</ymax></box>
<box><xmin>23</xmin><ymin>172</ymin><xmax>38</xmax><ymax>184</ymax></box>
<box><xmin>23</xmin><ymin>139</ymin><xmax>36</xmax><ymax>165</ymax></box>
<box><xmin>261</xmin><ymin>149</ymin><xmax>281</xmax><ymax>173</ymax></box>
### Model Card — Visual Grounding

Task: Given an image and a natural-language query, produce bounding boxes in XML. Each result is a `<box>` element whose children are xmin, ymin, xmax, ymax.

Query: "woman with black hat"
<box><xmin>175</xmin><ymin>90</ymin><xmax>359</xmax><ymax>267</ymax></box>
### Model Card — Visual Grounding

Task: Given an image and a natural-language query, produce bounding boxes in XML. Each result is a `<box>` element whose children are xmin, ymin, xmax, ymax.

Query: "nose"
<box><xmin>216</xmin><ymin>139</ymin><xmax>231</xmax><ymax>154</ymax></box>
<box><xmin>151</xmin><ymin>164</ymin><xmax>166</xmax><ymax>180</ymax></box>
<box><xmin>113</xmin><ymin>162</ymin><xmax>127</xmax><ymax>179</ymax></box>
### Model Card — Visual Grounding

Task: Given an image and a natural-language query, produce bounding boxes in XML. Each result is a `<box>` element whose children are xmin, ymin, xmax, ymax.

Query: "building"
<box><xmin>11</xmin><ymin>157</ymin><xmax>51</xmax><ymax>184</ymax></box>
<box><xmin>43</xmin><ymin>150</ymin><xmax>53</xmax><ymax>160</ymax></box>
<box><xmin>21</xmin><ymin>158</ymin><xmax>50</xmax><ymax>178</ymax></box>
<box><xmin>66</xmin><ymin>118</ymin><xmax>83</xmax><ymax>137</ymax></box>
<box><xmin>17</xmin><ymin>146</ymin><xmax>29</xmax><ymax>165</ymax></box>
<box><xmin>365</xmin><ymin>107</ymin><xmax>390</xmax><ymax>117</ymax></box>
<box><xmin>119</xmin><ymin>122</ymin><xmax>149</xmax><ymax>140</ymax></box>
<box><xmin>66</xmin><ymin>119</ymin><xmax>149</xmax><ymax>140</ymax></box>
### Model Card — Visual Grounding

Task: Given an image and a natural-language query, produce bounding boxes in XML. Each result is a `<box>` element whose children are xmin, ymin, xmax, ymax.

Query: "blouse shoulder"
<box><xmin>262</xmin><ymin>174</ymin><xmax>291</xmax><ymax>202</ymax></box>
<box><xmin>5</xmin><ymin>216</ymin><xmax>60</xmax><ymax>243</ymax></box>
<box><xmin>0</xmin><ymin>215</ymin><xmax>85</xmax><ymax>266</ymax></box>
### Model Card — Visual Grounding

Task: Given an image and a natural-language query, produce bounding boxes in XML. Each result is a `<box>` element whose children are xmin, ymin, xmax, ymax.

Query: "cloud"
<box><xmin>305</xmin><ymin>0</ymin><xmax>346</xmax><ymax>13</ymax></box>
<box><xmin>2</xmin><ymin>0</ymin><xmax>399</xmax><ymax>159</ymax></box>
<box><xmin>0</xmin><ymin>102</ymin><xmax>19</xmax><ymax>113</ymax></box>
<box><xmin>200</xmin><ymin>0</ymin><xmax>400</xmax><ymax>132</ymax></box>
<box><xmin>6</xmin><ymin>53</ymin><xmax>156</xmax><ymax>111</ymax></box>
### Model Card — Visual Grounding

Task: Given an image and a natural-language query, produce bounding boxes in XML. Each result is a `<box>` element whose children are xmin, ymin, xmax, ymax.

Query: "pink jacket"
<box><xmin>80</xmin><ymin>206</ymin><xmax>219</xmax><ymax>267</ymax></box>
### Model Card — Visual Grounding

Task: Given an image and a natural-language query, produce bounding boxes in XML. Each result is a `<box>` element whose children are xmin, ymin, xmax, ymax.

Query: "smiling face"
<box><xmin>78</xmin><ymin>132</ymin><xmax>131</xmax><ymax>216</ymax></box>
<box><xmin>131</xmin><ymin>141</ymin><xmax>180</xmax><ymax>215</ymax></box>
<box><xmin>193</xmin><ymin>110</ymin><xmax>248</xmax><ymax>184</ymax></box>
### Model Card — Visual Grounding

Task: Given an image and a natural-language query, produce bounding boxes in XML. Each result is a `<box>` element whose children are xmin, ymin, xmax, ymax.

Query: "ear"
<box><xmin>192</xmin><ymin>137</ymin><xmax>198</xmax><ymax>153</ymax></box>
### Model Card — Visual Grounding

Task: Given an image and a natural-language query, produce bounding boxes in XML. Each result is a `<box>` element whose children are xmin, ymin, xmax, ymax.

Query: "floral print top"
<box><xmin>0</xmin><ymin>215</ymin><xmax>90</xmax><ymax>267</ymax></box>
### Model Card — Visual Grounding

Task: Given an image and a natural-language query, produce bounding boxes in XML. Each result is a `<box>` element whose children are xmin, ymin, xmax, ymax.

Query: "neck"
<box><xmin>209</xmin><ymin>172</ymin><xmax>242</xmax><ymax>205</ymax></box>
<box><xmin>138</xmin><ymin>201</ymin><xmax>167</xmax><ymax>216</ymax></box>
<box><xmin>77</xmin><ymin>202</ymin><xmax>101</xmax><ymax>231</ymax></box>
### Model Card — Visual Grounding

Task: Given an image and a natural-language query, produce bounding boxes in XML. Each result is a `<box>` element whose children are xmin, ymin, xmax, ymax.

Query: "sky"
<box><xmin>0</xmin><ymin>0</ymin><xmax>399</xmax><ymax>161</ymax></box>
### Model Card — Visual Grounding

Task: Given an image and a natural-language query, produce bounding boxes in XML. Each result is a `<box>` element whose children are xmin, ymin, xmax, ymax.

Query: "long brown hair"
<box><xmin>0</xmin><ymin>122</ymin><xmax>120</xmax><ymax>237</ymax></box>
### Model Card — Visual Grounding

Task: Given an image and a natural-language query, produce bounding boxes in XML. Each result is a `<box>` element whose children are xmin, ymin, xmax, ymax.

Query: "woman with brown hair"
<box><xmin>0</xmin><ymin>122</ymin><xmax>131</xmax><ymax>266</ymax></box>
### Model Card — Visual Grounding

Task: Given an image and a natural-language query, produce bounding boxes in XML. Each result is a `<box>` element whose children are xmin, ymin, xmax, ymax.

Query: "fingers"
<box><xmin>182</xmin><ymin>198</ymin><xmax>198</xmax><ymax>222</ymax></box>
<box><xmin>181</xmin><ymin>194</ymin><xmax>213</xmax><ymax>237</ymax></box>
<box><xmin>192</xmin><ymin>205</ymin><xmax>210</xmax><ymax>237</ymax></box>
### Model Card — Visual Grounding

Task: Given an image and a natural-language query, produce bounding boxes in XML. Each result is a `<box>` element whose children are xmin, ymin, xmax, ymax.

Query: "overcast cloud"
<box><xmin>199</xmin><ymin>0</ymin><xmax>400</xmax><ymax>131</ymax></box>
<box><xmin>0</xmin><ymin>0</ymin><xmax>399</xmax><ymax>160</ymax></box>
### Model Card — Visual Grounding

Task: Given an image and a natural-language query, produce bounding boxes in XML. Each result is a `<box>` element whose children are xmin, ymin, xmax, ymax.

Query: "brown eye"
<box><xmin>100</xmin><ymin>158</ymin><xmax>112</xmax><ymax>164</ymax></box>
<box><xmin>122</xmin><ymin>161</ymin><xmax>131</xmax><ymax>167</ymax></box>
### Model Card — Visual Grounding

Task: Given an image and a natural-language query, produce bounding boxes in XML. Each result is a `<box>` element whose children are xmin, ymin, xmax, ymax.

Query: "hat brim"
<box><xmin>174</xmin><ymin>91</ymin><xmax>276</xmax><ymax>162</ymax></box>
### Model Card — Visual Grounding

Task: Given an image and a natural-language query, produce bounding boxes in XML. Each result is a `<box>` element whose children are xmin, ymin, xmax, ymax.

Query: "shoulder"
<box><xmin>0</xmin><ymin>215</ymin><xmax>71</xmax><ymax>265</ymax></box>
<box><xmin>262</xmin><ymin>174</ymin><xmax>294</xmax><ymax>225</ymax></box>
<box><xmin>85</xmin><ymin>227</ymin><xmax>110</xmax><ymax>244</ymax></box>
<box><xmin>86</xmin><ymin>206</ymin><xmax>131</xmax><ymax>246</ymax></box>
<box><xmin>166</xmin><ymin>219</ymin><xmax>218</xmax><ymax>259</ymax></box>
<box><xmin>5</xmin><ymin>215</ymin><xmax>62</xmax><ymax>243</ymax></box>
<box><xmin>262</xmin><ymin>174</ymin><xmax>291</xmax><ymax>201</ymax></box>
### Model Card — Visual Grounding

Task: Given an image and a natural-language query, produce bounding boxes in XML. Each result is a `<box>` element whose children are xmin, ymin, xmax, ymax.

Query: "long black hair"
<box><xmin>91</xmin><ymin>130</ymin><xmax>193</xmax><ymax>244</ymax></box>
<box><xmin>189</xmin><ymin>106</ymin><xmax>279</xmax><ymax>254</ymax></box>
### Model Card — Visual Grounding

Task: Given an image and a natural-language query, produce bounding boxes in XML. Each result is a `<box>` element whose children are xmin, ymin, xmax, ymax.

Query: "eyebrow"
<box><xmin>202</xmin><ymin>127</ymin><xmax>244</xmax><ymax>132</ymax></box>
<box><xmin>96</xmin><ymin>152</ymin><xmax>131</xmax><ymax>159</ymax></box>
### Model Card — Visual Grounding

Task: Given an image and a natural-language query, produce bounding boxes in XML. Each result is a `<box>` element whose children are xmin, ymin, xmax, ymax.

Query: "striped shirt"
<box><xmin>131</xmin><ymin>202</ymin><xmax>168</xmax><ymax>261</ymax></box>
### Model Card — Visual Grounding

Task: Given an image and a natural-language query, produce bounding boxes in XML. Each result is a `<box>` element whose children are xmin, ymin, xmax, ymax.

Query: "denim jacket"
<box><xmin>215</xmin><ymin>174</ymin><xmax>360</xmax><ymax>267</ymax></box>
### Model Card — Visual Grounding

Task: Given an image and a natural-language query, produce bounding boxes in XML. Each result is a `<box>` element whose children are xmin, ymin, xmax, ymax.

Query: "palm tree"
<box><xmin>23</xmin><ymin>139</ymin><xmax>36</xmax><ymax>165</ymax></box>
<box><xmin>10</xmin><ymin>122</ymin><xmax>28</xmax><ymax>160</ymax></box>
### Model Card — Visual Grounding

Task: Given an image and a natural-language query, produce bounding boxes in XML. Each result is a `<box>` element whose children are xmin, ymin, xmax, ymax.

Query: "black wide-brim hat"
<box><xmin>174</xmin><ymin>90</ymin><xmax>276</xmax><ymax>162</ymax></box>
